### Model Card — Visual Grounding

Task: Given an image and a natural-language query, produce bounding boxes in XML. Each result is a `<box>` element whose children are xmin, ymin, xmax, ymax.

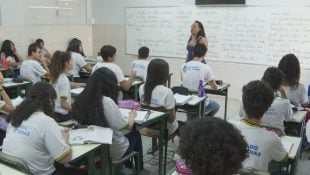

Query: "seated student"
<box><xmin>231</xmin><ymin>80</ymin><xmax>288</xmax><ymax>172</ymax></box>
<box><xmin>0</xmin><ymin>84</ymin><xmax>14</xmax><ymax>145</ymax></box>
<box><xmin>177</xmin><ymin>117</ymin><xmax>248</xmax><ymax>175</ymax></box>
<box><xmin>139</xmin><ymin>58</ymin><xmax>178</xmax><ymax>135</ymax></box>
<box><xmin>67</xmin><ymin>38</ymin><xmax>92</xmax><ymax>83</ymax></box>
<box><xmin>92</xmin><ymin>45</ymin><xmax>136</xmax><ymax>92</ymax></box>
<box><xmin>0</xmin><ymin>40</ymin><xmax>23</xmax><ymax>68</ymax></box>
<box><xmin>307</xmin><ymin>121</ymin><xmax>310</xmax><ymax>143</ymax></box>
<box><xmin>20</xmin><ymin>43</ymin><xmax>49</xmax><ymax>83</ymax></box>
<box><xmin>239</xmin><ymin>67</ymin><xmax>292</xmax><ymax>133</ymax></box>
<box><xmin>278</xmin><ymin>54</ymin><xmax>308</xmax><ymax>107</ymax></box>
<box><xmin>72</xmin><ymin>67</ymin><xmax>145</xmax><ymax>172</ymax></box>
<box><xmin>50</xmin><ymin>51</ymin><xmax>74</xmax><ymax>122</ymax></box>
<box><xmin>35</xmin><ymin>38</ymin><xmax>53</xmax><ymax>64</ymax></box>
<box><xmin>180</xmin><ymin>43</ymin><xmax>220</xmax><ymax>117</ymax></box>
<box><xmin>131</xmin><ymin>46</ymin><xmax>150</xmax><ymax>81</ymax></box>
<box><xmin>2</xmin><ymin>82</ymin><xmax>86</xmax><ymax>175</ymax></box>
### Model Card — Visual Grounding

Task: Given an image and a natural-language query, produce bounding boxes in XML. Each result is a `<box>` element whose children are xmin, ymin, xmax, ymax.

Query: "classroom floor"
<box><xmin>141</xmin><ymin>95</ymin><xmax>310</xmax><ymax>175</ymax></box>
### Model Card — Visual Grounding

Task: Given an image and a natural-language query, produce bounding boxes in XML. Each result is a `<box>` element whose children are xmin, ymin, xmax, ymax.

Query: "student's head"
<box><xmin>1</xmin><ymin>40</ymin><xmax>15</xmax><ymax>55</ymax></box>
<box><xmin>72</xmin><ymin>67</ymin><xmax>120</xmax><ymax>127</ymax></box>
<box><xmin>100</xmin><ymin>45</ymin><xmax>116</xmax><ymax>62</ymax></box>
<box><xmin>35</xmin><ymin>39</ymin><xmax>44</xmax><ymax>49</ymax></box>
<box><xmin>50</xmin><ymin>51</ymin><xmax>73</xmax><ymax>83</ymax></box>
<box><xmin>67</xmin><ymin>38</ymin><xmax>84</xmax><ymax>56</ymax></box>
<box><xmin>9</xmin><ymin>82</ymin><xmax>57</xmax><ymax>127</ymax></box>
<box><xmin>138</xmin><ymin>46</ymin><xmax>149</xmax><ymax>59</ymax></box>
<box><xmin>28</xmin><ymin>43</ymin><xmax>41</xmax><ymax>60</ymax></box>
<box><xmin>242</xmin><ymin>80</ymin><xmax>274</xmax><ymax>119</ymax></box>
<box><xmin>179</xmin><ymin>117</ymin><xmax>248</xmax><ymax>175</ymax></box>
<box><xmin>191</xmin><ymin>20</ymin><xmax>205</xmax><ymax>37</ymax></box>
<box><xmin>143</xmin><ymin>58</ymin><xmax>169</xmax><ymax>104</ymax></box>
<box><xmin>278</xmin><ymin>54</ymin><xmax>300</xmax><ymax>89</ymax></box>
<box><xmin>193</xmin><ymin>43</ymin><xmax>207</xmax><ymax>58</ymax></box>
<box><xmin>261</xmin><ymin>67</ymin><xmax>285</xmax><ymax>91</ymax></box>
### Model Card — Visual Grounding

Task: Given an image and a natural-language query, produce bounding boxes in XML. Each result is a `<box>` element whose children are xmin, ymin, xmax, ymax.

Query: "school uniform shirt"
<box><xmin>71</xmin><ymin>52</ymin><xmax>87</xmax><ymax>78</ymax></box>
<box><xmin>306</xmin><ymin>121</ymin><xmax>310</xmax><ymax>141</ymax></box>
<box><xmin>6</xmin><ymin>56</ymin><xmax>17</xmax><ymax>64</ymax></box>
<box><xmin>131</xmin><ymin>60</ymin><xmax>149</xmax><ymax>81</ymax></box>
<box><xmin>283</xmin><ymin>83</ymin><xmax>308</xmax><ymax>107</ymax></box>
<box><xmin>2</xmin><ymin>111</ymin><xmax>71</xmax><ymax>175</ymax></box>
<box><xmin>20</xmin><ymin>59</ymin><xmax>47</xmax><ymax>83</ymax></box>
<box><xmin>239</xmin><ymin>97</ymin><xmax>293</xmax><ymax>132</ymax></box>
<box><xmin>52</xmin><ymin>73</ymin><xmax>71</xmax><ymax>115</ymax></box>
<box><xmin>139</xmin><ymin>84</ymin><xmax>178</xmax><ymax>135</ymax></box>
<box><xmin>180</xmin><ymin>60</ymin><xmax>214</xmax><ymax>91</ymax></box>
<box><xmin>102</xmin><ymin>96</ymin><xmax>129</xmax><ymax>160</ymax></box>
<box><xmin>230</xmin><ymin>119</ymin><xmax>287</xmax><ymax>171</ymax></box>
<box><xmin>92</xmin><ymin>62</ymin><xmax>126</xmax><ymax>83</ymax></box>
<box><xmin>0</xmin><ymin>100</ymin><xmax>7</xmax><ymax>131</ymax></box>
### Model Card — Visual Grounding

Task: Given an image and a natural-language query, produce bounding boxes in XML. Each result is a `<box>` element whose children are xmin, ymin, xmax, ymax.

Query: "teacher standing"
<box><xmin>186</xmin><ymin>21</ymin><xmax>208</xmax><ymax>63</ymax></box>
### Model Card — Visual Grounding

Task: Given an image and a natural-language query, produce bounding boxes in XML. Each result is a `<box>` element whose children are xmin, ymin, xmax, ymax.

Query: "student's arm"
<box><xmin>165</xmin><ymin>90</ymin><xmax>176</xmax><ymax>124</ymax></box>
<box><xmin>40</xmin><ymin>57</ymin><xmax>50</xmax><ymax>73</ymax></box>
<box><xmin>0</xmin><ymin>72</ymin><xmax>4</xmax><ymax>84</ymax></box>
<box><xmin>70</xmin><ymin>82</ymin><xmax>86</xmax><ymax>89</ymax></box>
<box><xmin>7</xmin><ymin>59</ymin><xmax>21</xmax><ymax>68</ymax></box>
<box><xmin>44</xmin><ymin>48</ymin><xmax>53</xmax><ymax>60</ymax></box>
<box><xmin>199</xmin><ymin>37</ymin><xmax>208</xmax><ymax>49</ymax></box>
<box><xmin>0</xmin><ymin>86</ymin><xmax>13</xmax><ymax>113</ymax></box>
<box><xmin>278</xmin><ymin>86</ymin><xmax>288</xmax><ymax>99</ymax></box>
<box><xmin>127</xmin><ymin>110</ymin><xmax>136</xmax><ymax>130</ymax></box>
<box><xmin>167</xmin><ymin>108</ymin><xmax>176</xmax><ymax>124</ymax></box>
<box><xmin>57</xmin><ymin>128</ymin><xmax>72</xmax><ymax>163</ymax></box>
<box><xmin>120</xmin><ymin>69</ymin><xmax>136</xmax><ymax>91</ymax></box>
<box><xmin>60</xmin><ymin>97</ymin><xmax>72</xmax><ymax>111</ymax></box>
<box><xmin>82</xmin><ymin>63</ymin><xmax>92</xmax><ymax>73</ymax></box>
<box><xmin>208</xmin><ymin>80</ymin><xmax>218</xmax><ymax>90</ymax></box>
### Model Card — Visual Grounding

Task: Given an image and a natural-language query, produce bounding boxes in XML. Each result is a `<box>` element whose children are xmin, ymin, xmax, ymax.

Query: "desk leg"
<box><xmin>158</xmin><ymin>114</ymin><xmax>167</xmax><ymax>175</ymax></box>
<box><xmin>87</xmin><ymin>150</ymin><xmax>96</xmax><ymax>175</ymax></box>
<box><xmin>199</xmin><ymin>99</ymin><xmax>205</xmax><ymax>118</ymax></box>
<box><xmin>100</xmin><ymin>144</ymin><xmax>111</xmax><ymax>175</ymax></box>
<box><xmin>224</xmin><ymin>89</ymin><xmax>228</xmax><ymax>121</ymax></box>
<box><xmin>134</xmin><ymin>86</ymin><xmax>138</xmax><ymax>101</ymax></box>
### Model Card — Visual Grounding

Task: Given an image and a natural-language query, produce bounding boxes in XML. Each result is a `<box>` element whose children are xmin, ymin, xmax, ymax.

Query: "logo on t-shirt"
<box><xmin>14</xmin><ymin>124</ymin><xmax>30</xmax><ymax>136</ymax></box>
<box><xmin>248</xmin><ymin>144</ymin><xmax>261</xmax><ymax>157</ymax></box>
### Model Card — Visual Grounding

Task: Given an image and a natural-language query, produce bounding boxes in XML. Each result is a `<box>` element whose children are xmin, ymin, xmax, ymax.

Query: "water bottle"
<box><xmin>308</xmin><ymin>84</ymin><xmax>310</xmax><ymax>106</ymax></box>
<box><xmin>198</xmin><ymin>80</ymin><xmax>205</xmax><ymax>97</ymax></box>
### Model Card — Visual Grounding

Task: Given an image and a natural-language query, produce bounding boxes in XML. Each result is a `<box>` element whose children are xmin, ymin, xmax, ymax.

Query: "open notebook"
<box><xmin>69</xmin><ymin>125</ymin><xmax>113</xmax><ymax>145</ymax></box>
<box><xmin>174</xmin><ymin>93</ymin><xmax>193</xmax><ymax>105</ymax></box>
<box><xmin>281</xmin><ymin>140</ymin><xmax>294</xmax><ymax>154</ymax></box>
<box><xmin>119</xmin><ymin>108</ymin><xmax>149</xmax><ymax>124</ymax></box>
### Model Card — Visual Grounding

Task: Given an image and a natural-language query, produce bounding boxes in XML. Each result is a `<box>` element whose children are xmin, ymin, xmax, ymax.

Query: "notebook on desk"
<box><xmin>174</xmin><ymin>93</ymin><xmax>193</xmax><ymax>105</ymax></box>
<box><xmin>69</xmin><ymin>125</ymin><xmax>113</xmax><ymax>145</ymax></box>
<box><xmin>281</xmin><ymin>140</ymin><xmax>293</xmax><ymax>154</ymax></box>
<box><xmin>119</xmin><ymin>108</ymin><xmax>150</xmax><ymax>124</ymax></box>
<box><xmin>70</xmin><ymin>88</ymin><xmax>84</xmax><ymax>96</ymax></box>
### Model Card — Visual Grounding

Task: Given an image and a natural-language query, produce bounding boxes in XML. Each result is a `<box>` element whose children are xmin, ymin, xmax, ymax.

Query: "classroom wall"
<box><xmin>92</xmin><ymin>0</ymin><xmax>310</xmax><ymax>100</ymax></box>
<box><xmin>0</xmin><ymin>0</ymin><xmax>93</xmax><ymax>57</ymax></box>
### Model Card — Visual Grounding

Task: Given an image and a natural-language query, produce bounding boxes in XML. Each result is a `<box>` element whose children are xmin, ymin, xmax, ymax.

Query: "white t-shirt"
<box><xmin>230</xmin><ymin>120</ymin><xmax>287</xmax><ymax>171</ymax></box>
<box><xmin>2</xmin><ymin>112</ymin><xmax>70</xmax><ymax>175</ymax></box>
<box><xmin>180</xmin><ymin>60</ymin><xmax>214</xmax><ymax>91</ymax></box>
<box><xmin>139</xmin><ymin>84</ymin><xmax>178</xmax><ymax>135</ymax></box>
<box><xmin>239</xmin><ymin>97</ymin><xmax>293</xmax><ymax>132</ymax></box>
<box><xmin>283</xmin><ymin>83</ymin><xmax>308</xmax><ymax>107</ymax></box>
<box><xmin>71</xmin><ymin>52</ymin><xmax>86</xmax><ymax>78</ymax></box>
<box><xmin>92</xmin><ymin>62</ymin><xmax>126</xmax><ymax>83</ymax></box>
<box><xmin>52</xmin><ymin>73</ymin><xmax>71</xmax><ymax>115</ymax></box>
<box><xmin>102</xmin><ymin>96</ymin><xmax>129</xmax><ymax>160</ymax></box>
<box><xmin>6</xmin><ymin>56</ymin><xmax>17</xmax><ymax>63</ymax></box>
<box><xmin>131</xmin><ymin>59</ymin><xmax>149</xmax><ymax>81</ymax></box>
<box><xmin>20</xmin><ymin>59</ymin><xmax>47</xmax><ymax>83</ymax></box>
<box><xmin>306</xmin><ymin>121</ymin><xmax>310</xmax><ymax>141</ymax></box>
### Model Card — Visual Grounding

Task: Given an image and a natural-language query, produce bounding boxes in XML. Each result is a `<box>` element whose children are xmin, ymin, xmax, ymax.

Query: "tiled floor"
<box><xmin>141</xmin><ymin>95</ymin><xmax>310</xmax><ymax>175</ymax></box>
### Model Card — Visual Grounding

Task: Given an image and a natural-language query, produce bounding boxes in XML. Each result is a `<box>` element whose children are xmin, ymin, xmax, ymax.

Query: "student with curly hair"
<box><xmin>278</xmin><ymin>54</ymin><xmax>308</xmax><ymax>107</ymax></box>
<box><xmin>177</xmin><ymin>117</ymin><xmax>248</xmax><ymax>175</ymax></box>
<box><xmin>232</xmin><ymin>80</ymin><xmax>288</xmax><ymax>172</ymax></box>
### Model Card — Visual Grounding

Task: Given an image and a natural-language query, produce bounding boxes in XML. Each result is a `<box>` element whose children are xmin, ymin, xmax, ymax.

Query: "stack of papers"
<box><xmin>69</xmin><ymin>125</ymin><xmax>113</xmax><ymax>145</ymax></box>
<box><xmin>70</xmin><ymin>88</ymin><xmax>84</xmax><ymax>96</ymax></box>
<box><xmin>119</xmin><ymin>108</ymin><xmax>149</xmax><ymax>124</ymax></box>
<box><xmin>281</xmin><ymin>140</ymin><xmax>293</xmax><ymax>154</ymax></box>
<box><xmin>174</xmin><ymin>93</ymin><xmax>193</xmax><ymax>105</ymax></box>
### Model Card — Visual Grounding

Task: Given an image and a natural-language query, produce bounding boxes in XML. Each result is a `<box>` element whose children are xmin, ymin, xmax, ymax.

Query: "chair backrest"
<box><xmin>0</xmin><ymin>151</ymin><xmax>31</xmax><ymax>174</ymax></box>
<box><xmin>141</xmin><ymin>104</ymin><xmax>167</xmax><ymax>113</ymax></box>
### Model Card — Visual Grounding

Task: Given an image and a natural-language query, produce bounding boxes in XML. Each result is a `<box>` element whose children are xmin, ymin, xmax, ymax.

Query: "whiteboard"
<box><xmin>126</xmin><ymin>7</ymin><xmax>310</xmax><ymax>68</ymax></box>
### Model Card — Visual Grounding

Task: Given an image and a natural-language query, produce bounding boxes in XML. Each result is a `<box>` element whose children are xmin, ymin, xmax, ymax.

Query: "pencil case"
<box><xmin>118</xmin><ymin>100</ymin><xmax>141</xmax><ymax>110</ymax></box>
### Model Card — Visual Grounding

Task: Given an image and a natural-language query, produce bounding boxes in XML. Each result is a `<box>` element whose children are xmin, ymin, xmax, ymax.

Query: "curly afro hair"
<box><xmin>178</xmin><ymin>117</ymin><xmax>248</xmax><ymax>175</ymax></box>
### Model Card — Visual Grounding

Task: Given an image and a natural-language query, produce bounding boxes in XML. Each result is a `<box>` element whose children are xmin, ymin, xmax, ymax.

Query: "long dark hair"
<box><xmin>188</xmin><ymin>20</ymin><xmax>206</xmax><ymax>43</ymax></box>
<box><xmin>0</xmin><ymin>40</ymin><xmax>18</xmax><ymax>62</ymax></box>
<box><xmin>278</xmin><ymin>54</ymin><xmax>300</xmax><ymax>89</ymax></box>
<box><xmin>9</xmin><ymin>82</ymin><xmax>57</xmax><ymax>127</ymax></box>
<box><xmin>143</xmin><ymin>59</ymin><xmax>169</xmax><ymax>104</ymax></box>
<box><xmin>66</xmin><ymin>38</ymin><xmax>85</xmax><ymax>56</ymax></box>
<box><xmin>72</xmin><ymin>67</ymin><xmax>120</xmax><ymax>127</ymax></box>
<box><xmin>50</xmin><ymin>51</ymin><xmax>71</xmax><ymax>83</ymax></box>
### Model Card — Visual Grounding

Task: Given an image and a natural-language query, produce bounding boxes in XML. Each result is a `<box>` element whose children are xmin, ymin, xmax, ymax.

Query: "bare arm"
<box><xmin>60</xmin><ymin>97</ymin><xmax>72</xmax><ymax>111</ymax></box>
<box><xmin>208</xmin><ymin>80</ymin><xmax>218</xmax><ymax>90</ymax></box>
<box><xmin>199</xmin><ymin>37</ymin><xmax>208</xmax><ymax>49</ymax></box>
<box><xmin>120</xmin><ymin>70</ymin><xmax>136</xmax><ymax>91</ymax></box>
<box><xmin>278</xmin><ymin>86</ymin><xmax>288</xmax><ymax>99</ymax></box>
<box><xmin>0</xmin><ymin>86</ymin><xmax>14</xmax><ymax>113</ymax></box>
<box><xmin>167</xmin><ymin>108</ymin><xmax>176</xmax><ymax>124</ymax></box>
<box><xmin>127</xmin><ymin>110</ymin><xmax>136</xmax><ymax>130</ymax></box>
<box><xmin>57</xmin><ymin>128</ymin><xmax>72</xmax><ymax>163</ymax></box>
<box><xmin>83</xmin><ymin>63</ymin><xmax>92</xmax><ymax>73</ymax></box>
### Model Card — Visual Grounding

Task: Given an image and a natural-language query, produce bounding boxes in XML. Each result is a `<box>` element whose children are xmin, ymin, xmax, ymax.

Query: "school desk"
<box><xmin>204</xmin><ymin>83</ymin><xmax>231</xmax><ymax>120</ymax></box>
<box><xmin>0</xmin><ymin>163</ymin><xmax>29</xmax><ymax>175</ymax></box>
<box><xmin>281</xmin><ymin>136</ymin><xmax>301</xmax><ymax>175</ymax></box>
<box><xmin>2</xmin><ymin>78</ymin><xmax>32</xmax><ymax>98</ymax></box>
<box><xmin>175</xmin><ymin>95</ymin><xmax>206</xmax><ymax>119</ymax></box>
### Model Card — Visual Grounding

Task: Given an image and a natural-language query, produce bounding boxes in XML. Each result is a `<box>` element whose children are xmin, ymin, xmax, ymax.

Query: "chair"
<box><xmin>139</xmin><ymin>104</ymin><xmax>178</xmax><ymax>155</ymax></box>
<box><xmin>112</xmin><ymin>151</ymin><xmax>140</xmax><ymax>175</ymax></box>
<box><xmin>239</xmin><ymin>168</ymin><xmax>270</xmax><ymax>175</ymax></box>
<box><xmin>0</xmin><ymin>151</ymin><xmax>31</xmax><ymax>174</ymax></box>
